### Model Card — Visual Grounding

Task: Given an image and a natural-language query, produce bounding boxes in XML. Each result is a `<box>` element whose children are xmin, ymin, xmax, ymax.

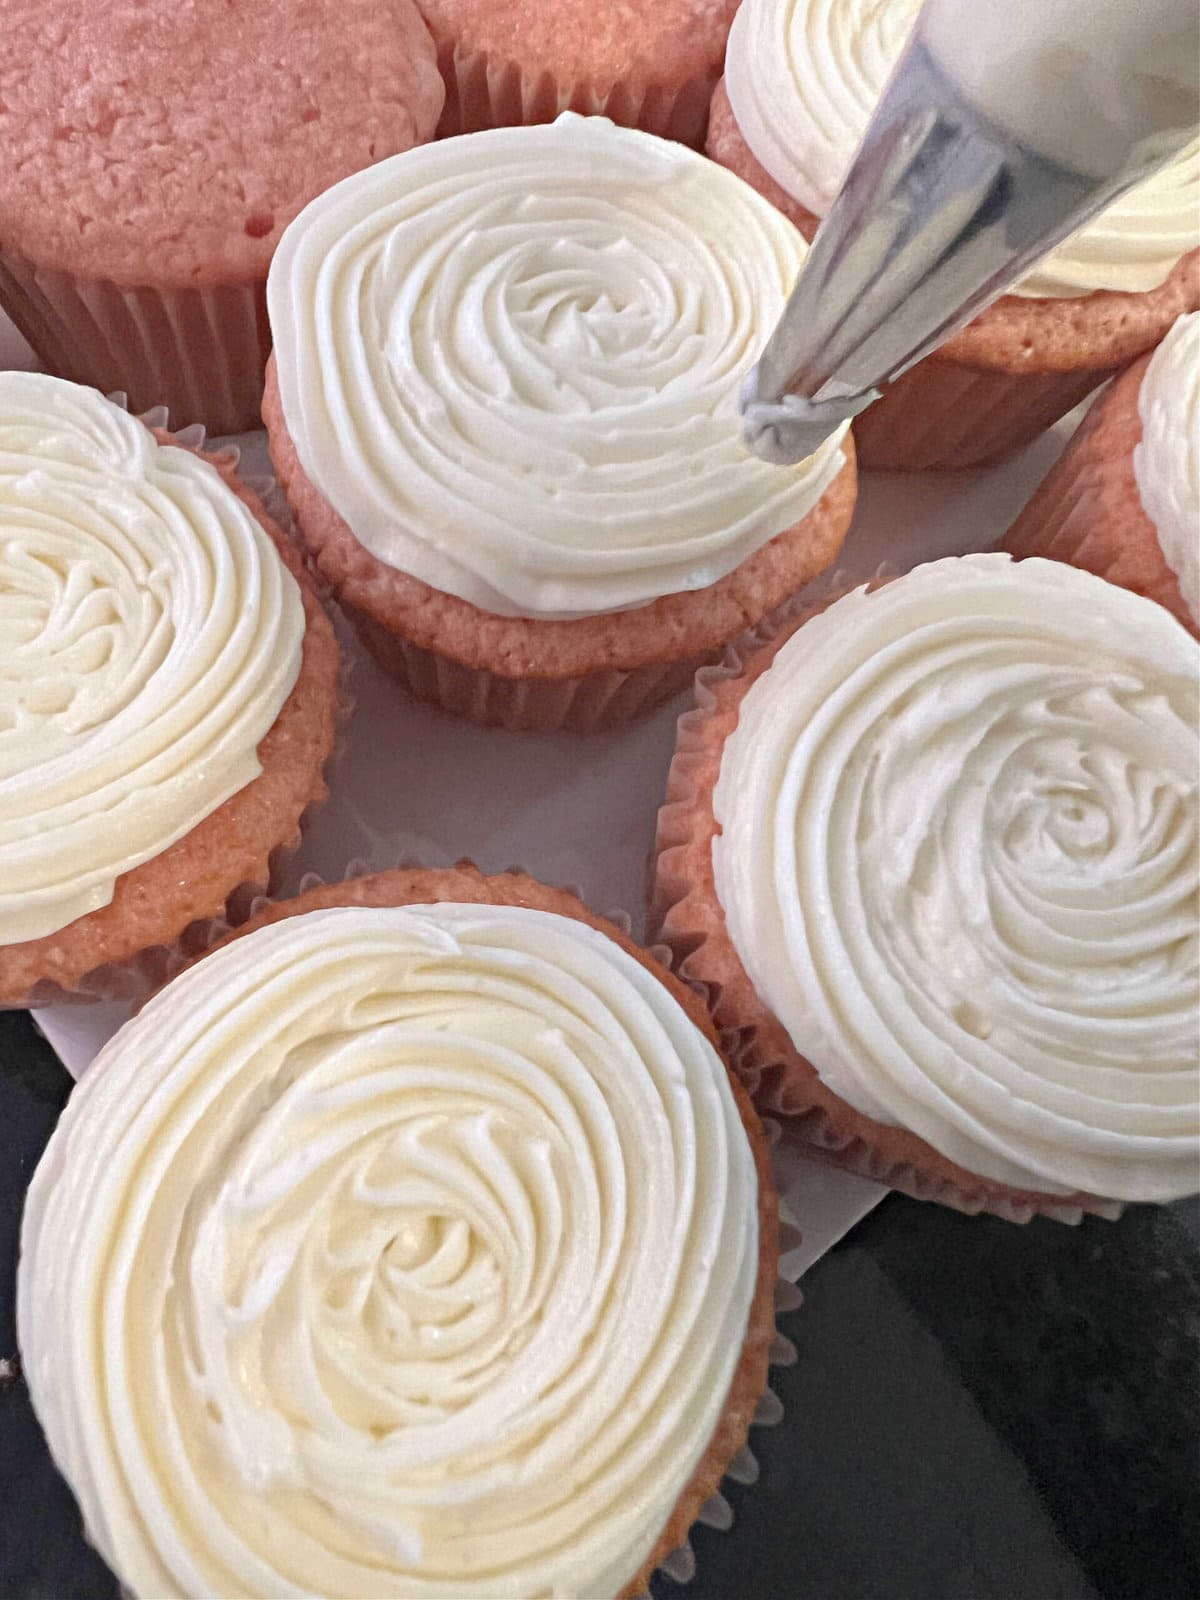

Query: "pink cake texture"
<box><xmin>0</xmin><ymin>0</ymin><xmax>444</xmax><ymax>430</ymax></box>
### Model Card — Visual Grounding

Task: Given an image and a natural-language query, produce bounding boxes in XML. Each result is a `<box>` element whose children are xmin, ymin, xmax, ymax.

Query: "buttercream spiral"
<box><xmin>724</xmin><ymin>0</ymin><xmax>1200</xmax><ymax>298</ymax></box>
<box><xmin>19</xmin><ymin>902</ymin><xmax>759</xmax><ymax>1598</ymax></box>
<box><xmin>712</xmin><ymin>555</ymin><xmax>1200</xmax><ymax>1201</ymax></box>
<box><xmin>1135</xmin><ymin>311</ymin><xmax>1200</xmax><ymax>623</ymax></box>
<box><xmin>0</xmin><ymin>372</ymin><xmax>304</xmax><ymax>945</ymax></box>
<box><xmin>267</xmin><ymin>114</ymin><xmax>847</xmax><ymax>619</ymax></box>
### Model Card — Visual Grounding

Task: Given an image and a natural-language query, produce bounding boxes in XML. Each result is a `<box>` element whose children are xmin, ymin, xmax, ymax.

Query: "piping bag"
<box><xmin>742</xmin><ymin>0</ymin><xmax>1200</xmax><ymax>464</ymax></box>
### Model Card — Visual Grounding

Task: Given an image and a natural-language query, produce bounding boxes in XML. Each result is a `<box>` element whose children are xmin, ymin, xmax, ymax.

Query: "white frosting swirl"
<box><xmin>713</xmin><ymin>555</ymin><xmax>1200</xmax><ymax>1201</ymax></box>
<box><xmin>267</xmin><ymin>114</ymin><xmax>846</xmax><ymax>620</ymax></box>
<box><xmin>0</xmin><ymin>373</ymin><xmax>304</xmax><ymax>945</ymax></box>
<box><xmin>724</xmin><ymin>0</ymin><xmax>1200</xmax><ymax>298</ymax></box>
<box><xmin>19</xmin><ymin>902</ymin><xmax>759</xmax><ymax>1599</ymax></box>
<box><xmin>1135</xmin><ymin>311</ymin><xmax>1200</xmax><ymax>623</ymax></box>
<box><xmin>725</xmin><ymin>0</ymin><xmax>921</xmax><ymax>218</ymax></box>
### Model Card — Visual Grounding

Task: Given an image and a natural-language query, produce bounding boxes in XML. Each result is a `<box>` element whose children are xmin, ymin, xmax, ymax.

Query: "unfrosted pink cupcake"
<box><xmin>0</xmin><ymin>0</ymin><xmax>443</xmax><ymax>434</ymax></box>
<box><xmin>418</xmin><ymin>0</ymin><xmax>737</xmax><ymax>144</ymax></box>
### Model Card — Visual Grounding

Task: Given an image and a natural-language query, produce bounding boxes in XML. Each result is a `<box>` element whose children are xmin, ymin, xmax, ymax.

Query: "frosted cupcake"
<box><xmin>0</xmin><ymin>0</ymin><xmax>443</xmax><ymax>434</ymax></box>
<box><xmin>654</xmin><ymin>555</ymin><xmax>1200</xmax><ymax>1220</ymax></box>
<box><xmin>418</xmin><ymin>0</ymin><xmax>738</xmax><ymax>144</ymax></box>
<box><xmin>1005</xmin><ymin>311</ymin><xmax>1199</xmax><ymax>635</ymax></box>
<box><xmin>19</xmin><ymin>865</ymin><xmax>776</xmax><ymax>1600</ymax></box>
<box><xmin>265</xmin><ymin>115</ymin><xmax>855</xmax><ymax>733</ymax></box>
<box><xmin>0</xmin><ymin>373</ymin><xmax>339</xmax><ymax>1008</ymax></box>
<box><xmin>708</xmin><ymin>0</ymin><xmax>1200</xmax><ymax>470</ymax></box>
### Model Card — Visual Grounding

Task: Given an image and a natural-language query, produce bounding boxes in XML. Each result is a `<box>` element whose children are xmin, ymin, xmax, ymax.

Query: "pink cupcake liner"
<box><xmin>342</xmin><ymin>595</ymin><xmax>710</xmax><ymax>733</ymax></box>
<box><xmin>1007</xmin><ymin>475</ymin><xmax>1197</xmax><ymax>633</ymax></box>
<box><xmin>4</xmin><ymin>403</ymin><xmax>351</xmax><ymax>1011</ymax></box>
<box><xmin>436</xmin><ymin>38</ymin><xmax>716</xmax><ymax>145</ymax></box>
<box><xmin>1001</xmin><ymin>357</ymin><xmax>1199</xmax><ymax>634</ymax></box>
<box><xmin>338</xmin><ymin>520</ymin><xmax>862</xmax><ymax>737</ymax></box>
<box><xmin>0</xmin><ymin>245</ymin><xmax>269</xmax><ymax>435</ymax></box>
<box><xmin>649</xmin><ymin>581</ymin><xmax>1124</xmax><ymax>1225</ymax></box>
<box><xmin>851</xmin><ymin>356</ymin><xmax>1112</xmax><ymax>472</ymax></box>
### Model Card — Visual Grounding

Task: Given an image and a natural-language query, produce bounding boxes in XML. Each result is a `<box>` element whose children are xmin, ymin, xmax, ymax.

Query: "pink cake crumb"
<box><xmin>0</xmin><ymin>0</ymin><xmax>444</xmax><ymax>288</ymax></box>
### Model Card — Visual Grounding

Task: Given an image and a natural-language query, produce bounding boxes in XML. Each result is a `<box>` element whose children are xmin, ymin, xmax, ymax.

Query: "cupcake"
<box><xmin>0</xmin><ymin>372</ymin><xmax>339</xmax><ymax>1009</ymax></box>
<box><xmin>709</xmin><ymin>0</ymin><xmax>1200</xmax><ymax>471</ymax></box>
<box><xmin>654</xmin><ymin>554</ymin><xmax>1200</xmax><ymax>1220</ymax></box>
<box><xmin>19</xmin><ymin>864</ymin><xmax>776</xmax><ymax>1600</ymax></box>
<box><xmin>0</xmin><ymin>0</ymin><xmax>444</xmax><ymax>434</ymax></box>
<box><xmin>265</xmin><ymin>115</ymin><xmax>856</xmax><ymax>733</ymax></box>
<box><xmin>418</xmin><ymin>0</ymin><xmax>738</xmax><ymax>144</ymax></box>
<box><xmin>1004</xmin><ymin>311</ymin><xmax>1199</xmax><ymax>635</ymax></box>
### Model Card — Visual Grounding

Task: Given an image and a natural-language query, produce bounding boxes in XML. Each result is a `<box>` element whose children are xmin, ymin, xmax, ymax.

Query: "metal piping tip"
<box><xmin>739</xmin><ymin>371</ymin><xmax>873</xmax><ymax>466</ymax></box>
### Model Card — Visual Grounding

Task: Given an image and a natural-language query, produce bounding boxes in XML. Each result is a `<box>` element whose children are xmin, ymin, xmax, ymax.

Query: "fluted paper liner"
<box><xmin>852</xmin><ymin>356</ymin><xmax>1110</xmax><ymax>472</ymax></box>
<box><xmin>342</xmin><ymin>595</ymin><xmax>709</xmax><ymax>733</ymax></box>
<box><xmin>650</xmin><ymin>576</ymin><xmax>1125</xmax><ymax>1225</ymax></box>
<box><xmin>0</xmin><ymin>246</ymin><xmax>270</xmax><ymax>435</ymax></box>
<box><xmin>322</xmin><ymin>446</ymin><xmax>857</xmax><ymax>734</ymax></box>
<box><xmin>436</xmin><ymin>37</ymin><xmax>716</xmax><ymax>146</ymax></box>
<box><xmin>263</xmin><ymin>343</ymin><xmax>857</xmax><ymax>736</ymax></box>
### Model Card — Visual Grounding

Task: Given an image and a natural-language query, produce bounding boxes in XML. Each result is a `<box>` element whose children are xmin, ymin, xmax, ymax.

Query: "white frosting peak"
<box><xmin>1135</xmin><ymin>311</ymin><xmax>1200</xmax><ymax>623</ymax></box>
<box><xmin>268</xmin><ymin>114</ymin><xmax>846</xmax><ymax>620</ymax></box>
<box><xmin>713</xmin><ymin>555</ymin><xmax>1200</xmax><ymax>1201</ymax></box>
<box><xmin>724</xmin><ymin>0</ymin><xmax>1199</xmax><ymax>299</ymax></box>
<box><xmin>19</xmin><ymin>902</ymin><xmax>759</xmax><ymax>1599</ymax></box>
<box><xmin>0</xmin><ymin>373</ymin><xmax>303</xmax><ymax>946</ymax></box>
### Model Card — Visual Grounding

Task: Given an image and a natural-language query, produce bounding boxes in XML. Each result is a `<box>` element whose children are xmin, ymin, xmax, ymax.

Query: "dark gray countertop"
<box><xmin>2</xmin><ymin>1007</ymin><xmax>1197</xmax><ymax>1600</ymax></box>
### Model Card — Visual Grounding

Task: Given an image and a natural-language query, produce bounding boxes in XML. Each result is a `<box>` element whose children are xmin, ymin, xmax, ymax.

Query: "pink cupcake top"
<box><xmin>0</xmin><ymin>0</ymin><xmax>444</xmax><ymax>288</ymax></box>
<box><xmin>418</xmin><ymin>0</ymin><xmax>738</xmax><ymax>88</ymax></box>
